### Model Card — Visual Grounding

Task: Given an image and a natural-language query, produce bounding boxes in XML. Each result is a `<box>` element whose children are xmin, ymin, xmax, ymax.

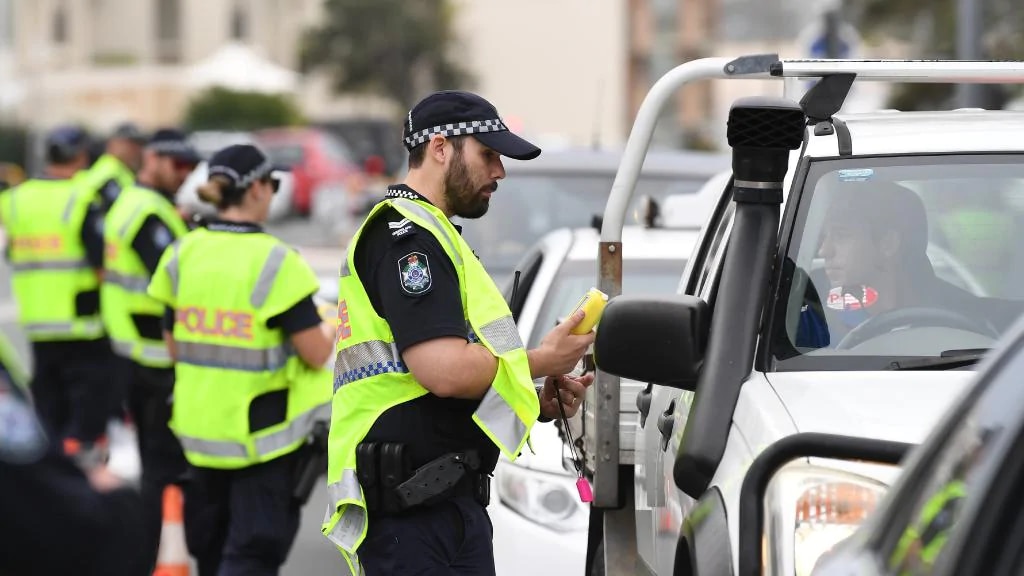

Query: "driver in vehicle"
<box><xmin>796</xmin><ymin>181</ymin><xmax>992</xmax><ymax>350</ymax></box>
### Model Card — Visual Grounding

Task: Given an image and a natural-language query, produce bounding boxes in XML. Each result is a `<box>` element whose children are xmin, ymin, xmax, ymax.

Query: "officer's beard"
<box><xmin>444</xmin><ymin>148</ymin><xmax>494</xmax><ymax>219</ymax></box>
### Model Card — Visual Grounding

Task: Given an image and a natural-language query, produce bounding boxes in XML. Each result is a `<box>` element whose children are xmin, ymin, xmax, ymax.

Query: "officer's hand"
<box><xmin>535</xmin><ymin>310</ymin><xmax>596</xmax><ymax>377</ymax></box>
<box><xmin>539</xmin><ymin>373</ymin><xmax>595</xmax><ymax>420</ymax></box>
<box><xmin>86</xmin><ymin>465</ymin><xmax>125</xmax><ymax>493</ymax></box>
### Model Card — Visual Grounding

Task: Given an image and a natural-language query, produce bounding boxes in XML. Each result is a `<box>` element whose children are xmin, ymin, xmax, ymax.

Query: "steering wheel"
<box><xmin>835</xmin><ymin>307</ymin><xmax>998</xmax><ymax>350</ymax></box>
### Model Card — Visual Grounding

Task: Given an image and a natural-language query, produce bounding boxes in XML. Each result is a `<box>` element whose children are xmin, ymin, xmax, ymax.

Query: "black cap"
<box><xmin>207</xmin><ymin>144</ymin><xmax>276</xmax><ymax>190</ymax></box>
<box><xmin>403</xmin><ymin>90</ymin><xmax>541</xmax><ymax>161</ymax></box>
<box><xmin>111</xmin><ymin>121</ymin><xmax>147</xmax><ymax>143</ymax></box>
<box><xmin>146</xmin><ymin>128</ymin><xmax>201</xmax><ymax>164</ymax></box>
<box><xmin>45</xmin><ymin>125</ymin><xmax>91</xmax><ymax>164</ymax></box>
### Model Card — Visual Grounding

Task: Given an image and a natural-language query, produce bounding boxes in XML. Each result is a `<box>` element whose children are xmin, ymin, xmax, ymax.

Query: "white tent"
<box><xmin>186</xmin><ymin>42</ymin><xmax>299</xmax><ymax>94</ymax></box>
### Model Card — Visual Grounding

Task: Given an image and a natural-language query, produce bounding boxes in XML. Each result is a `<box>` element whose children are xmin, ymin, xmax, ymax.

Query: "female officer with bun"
<box><xmin>147</xmin><ymin>144</ymin><xmax>334</xmax><ymax>576</ymax></box>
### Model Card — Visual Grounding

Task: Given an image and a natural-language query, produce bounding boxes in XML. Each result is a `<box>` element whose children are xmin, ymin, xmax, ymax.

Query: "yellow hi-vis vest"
<box><xmin>81</xmin><ymin>153</ymin><xmax>135</xmax><ymax>197</ymax></box>
<box><xmin>321</xmin><ymin>197</ymin><xmax>539</xmax><ymax>574</ymax></box>
<box><xmin>0</xmin><ymin>178</ymin><xmax>104</xmax><ymax>341</ymax></box>
<box><xmin>101</xmin><ymin>185</ymin><xmax>189</xmax><ymax>368</ymax></box>
<box><xmin>147</xmin><ymin>228</ymin><xmax>332</xmax><ymax>469</ymax></box>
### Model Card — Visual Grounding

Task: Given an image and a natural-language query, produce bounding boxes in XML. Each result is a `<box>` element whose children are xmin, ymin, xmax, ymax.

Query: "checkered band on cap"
<box><xmin>210</xmin><ymin>157</ymin><xmax>273</xmax><ymax>190</ymax></box>
<box><xmin>403</xmin><ymin>118</ymin><xmax>507</xmax><ymax>149</ymax></box>
<box><xmin>147</xmin><ymin>140</ymin><xmax>195</xmax><ymax>156</ymax></box>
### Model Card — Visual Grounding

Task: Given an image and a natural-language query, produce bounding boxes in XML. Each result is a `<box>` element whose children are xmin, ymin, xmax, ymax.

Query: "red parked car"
<box><xmin>252</xmin><ymin>127</ymin><xmax>368</xmax><ymax>216</ymax></box>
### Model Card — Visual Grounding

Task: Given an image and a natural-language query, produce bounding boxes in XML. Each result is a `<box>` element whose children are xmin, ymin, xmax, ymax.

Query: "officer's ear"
<box><xmin>427</xmin><ymin>134</ymin><xmax>449</xmax><ymax>167</ymax></box>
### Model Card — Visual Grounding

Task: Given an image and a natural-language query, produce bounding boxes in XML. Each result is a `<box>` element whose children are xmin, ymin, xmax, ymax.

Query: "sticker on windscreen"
<box><xmin>838</xmin><ymin>168</ymin><xmax>874</xmax><ymax>182</ymax></box>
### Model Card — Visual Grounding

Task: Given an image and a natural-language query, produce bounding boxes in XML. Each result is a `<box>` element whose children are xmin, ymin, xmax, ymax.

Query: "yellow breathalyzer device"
<box><xmin>568</xmin><ymin>287</ymin><xmax>609</xmax><ymax>335</ymax></box>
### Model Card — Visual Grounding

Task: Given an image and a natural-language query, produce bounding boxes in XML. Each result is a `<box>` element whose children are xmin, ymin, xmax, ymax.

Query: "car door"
<box><xmin>640</xmin><ymin>181</ymin><xmax>736</xmax><ymax>575</ymax></box>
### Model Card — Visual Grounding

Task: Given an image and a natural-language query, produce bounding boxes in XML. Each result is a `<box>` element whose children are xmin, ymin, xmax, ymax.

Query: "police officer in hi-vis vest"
<box><xmin>0</xmin><ymin>125</ymin><xmax>116</xmax><ymax>470</ymax></box>
<box><xmin>81</xmin><ymin>121</ymin><xmax>147</xmax><ymax>212</ymax></box>
<box><xmin>322</xmin><ymin>90</ymin><xmax>596</xmax><ymax>575</ymax></box>
<box><xmin>100</xmin><ymin>128</ymin><xmax>200</xmax><ymax>574</ymax></box>
<box><xmin>147</xmin><ymin>144</ymin><xmax>334</xmax><ymax>576</ymax></box>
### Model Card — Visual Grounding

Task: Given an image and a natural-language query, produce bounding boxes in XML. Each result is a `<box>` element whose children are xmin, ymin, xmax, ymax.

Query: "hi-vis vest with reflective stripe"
<box><xmin>0</xmin><ymin>177</ymin><xmax>103</xmax><ymax>341</ymax></box>
<box><xmin>321</xmin><ymin>197</ymin><xmax>538</xmax><ymax>573</ymax></box>
<box><xmin>81</xmin><ymin>153</ymin><xmax>135</xmax><ymax>197</ymax></box>
<box><xmin>147</xmin><ymin>228</ymin><xmax>332</xmax><ymax>469</ymax></box>
<box><xmin>102</xmin><ymin>186</ymin><xmax>188</xmax><ymax>368</ymax></box>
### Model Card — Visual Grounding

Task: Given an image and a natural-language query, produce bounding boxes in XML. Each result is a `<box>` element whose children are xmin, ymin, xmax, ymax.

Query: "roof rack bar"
<box><xmin>600</xmin><ymin>55</ymin><xmax>776</xmax><ymax>244</ymax></box>
<box><xmin>773</xmin><ymin>59</ymin><xmax>1024</xmax><ymax>83</ymax></box>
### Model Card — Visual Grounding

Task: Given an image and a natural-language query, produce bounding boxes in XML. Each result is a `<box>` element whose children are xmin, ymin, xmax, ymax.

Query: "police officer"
<box><xmin>82</xmin><ymin>121</ymin><xmax>146</xmax><ymax>211</ymax></box>
<box><xmin>0</xmin><ymin>349</ymin><xmax>148</xmax><ymax>576</ymax></box>
<box><xmin>322</xmin><ymin>90</ymin><xmax>595</xmax><ymax>575</ymax></box>
<box><xmin>100</xmin><ymin>128</ymin><xmax>199</xmax><ymax>574</ymax></box>
<box><xmin>0</xmin><ymin>125</ymin><xmax>115</xmax><ymax>469</ymax></box>
<box><xmin>147</xmin><ymin>144</ymin><xmax>334</xmax><ymax>576</ymax></box>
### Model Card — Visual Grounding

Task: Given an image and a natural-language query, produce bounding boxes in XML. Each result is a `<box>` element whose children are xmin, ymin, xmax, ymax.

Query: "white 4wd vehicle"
<box><xmin>581</xmin><ymin>56</ymin><xmax>1024</xmax><ymax>576</ymax></box>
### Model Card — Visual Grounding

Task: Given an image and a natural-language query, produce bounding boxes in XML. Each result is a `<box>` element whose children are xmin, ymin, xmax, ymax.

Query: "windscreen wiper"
<box><xmin>887</xmin><ymin>348</ymin><xmax>990</xmax><ymax>371</ymax></box>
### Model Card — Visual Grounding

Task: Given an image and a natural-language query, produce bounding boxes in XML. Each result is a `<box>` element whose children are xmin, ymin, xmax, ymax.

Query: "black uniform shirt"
<box><xmin>355</xmin><ymin>185</ymin><xmax>502</xmax><ymax>474</ymax></box>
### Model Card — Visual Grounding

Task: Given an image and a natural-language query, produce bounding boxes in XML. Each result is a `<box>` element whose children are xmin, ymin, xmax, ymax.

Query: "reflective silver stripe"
<box><xmin>391</xmin><ymin>198</ymin><xmax>463</xmax><ymax>266</ymax></box>
<box><xmin>10</xmin><ymin>259</ymin><xmax>90</xmax><ymax>271</ymax></box>
<box><xmin>476</xmin><ymin>315</ymin><xmax>523</xmax><ymax>355</ymax></box>
<box><xmin>62</xmin><ymin>189</ymin><xmax>82</xmax><ymax>223</ymax></box>
<box><xmin>339</xmin><ymin>252</ymin><xmax>350</xmax><ymax>278</ymax></box>
<box><xmin>333</xmin><ymin>339</ymin><xmax>408</xmax><ymax>391</ymax></box>
<box><xmin>324</xmin><ymin>469</ymin><xmax>365</xmax><ymax>551</ymax></box>
<box><xmin>178</xmin><ymin>435</ymin><xmax>249</xmax><ymax>459</ymax></box>
<box><xmin>24</xmin><ymin>319</ymin><xmax>104</xmax><ymax>337</ymax></box>
<box><xmin>118</xmin><ymin>201</ymin><xmax>149</xmax><ymax>237</ymax></box>
<box><xmin>253</xmin><ymin>403</ymin><xmax>331</xmax><ymax>457</ymax></box>
<box><xmin>250</xmin><ymin>244</ymin><xmax>289</xmax><ymax>308</ymax></box>
<box><xmin>166</xmin><ymin>242</ymin><xmax>181</xmax><ymax>296</ymax></box>
<box><xmin>111</xmin><ymin>339</ymin><xmax>172</xmax><ymax>363</ymax></box>
<box><xmin>104</xmin><ymin>270</ymin><xmax>150</xmax><ymax>293</ymax></box>
<box><xmin>475</xmin><ymin>386</ymin><xmax>527</xmax><ymax>454</ymax></box>
<box><xmin>176</xmin><ymin>341</ymin><xmax>293</xmax><ymax>372</ymax></box>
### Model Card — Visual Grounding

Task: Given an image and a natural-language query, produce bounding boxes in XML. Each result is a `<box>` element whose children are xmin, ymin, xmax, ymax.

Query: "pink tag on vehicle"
<box><xmin>576</xmin><ymin>476</ymin><xmax>593</xmax><ymax>503</ymax></box>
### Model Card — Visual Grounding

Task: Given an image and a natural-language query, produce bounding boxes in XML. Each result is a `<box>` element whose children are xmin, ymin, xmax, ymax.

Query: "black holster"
<box><xmin>292</xmin><ymin>420</ymin><xmax>330</xmax><ymax>505</ymax></box>
<box><xmin>356</xmin><ymin>443</ymin><xmax>490</xmax><ymax>515</ymax></box>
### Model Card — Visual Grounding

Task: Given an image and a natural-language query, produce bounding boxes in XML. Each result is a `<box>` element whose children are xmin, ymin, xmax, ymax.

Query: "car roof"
<box><xmin>807</xmin><ymin>110</ymin><xmax>1024</xmax><ymax>157</ymax></box>
<box><xmin>565</xmin><ymin>225</ymin><xmax>700</xmax><ymax>261</ymax></box>
<box><xmin>503</xmin><ymin>147</ymin><xmax>731</xmax><ymax>179</ymax></box>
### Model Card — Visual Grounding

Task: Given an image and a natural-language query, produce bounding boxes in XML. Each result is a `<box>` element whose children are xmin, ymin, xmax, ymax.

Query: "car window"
<box><xmin>877</xmin><ymin>345</ymin><xmax>1024</xmax><ymax>575</ymax></box>
<box><xmin>320</xmin><ymin>133</ymin><xmax>356</xmax><ymax>164</ymax></box>
<box><xmin>459</xmin><ymin>173</ymin><xmax>704</xmax><ymax>276</ymax></box>
<box><xmin>262</xmin><ymin>142</ymin><xmax>305</xmax><ymax>167</ymax></box>
<box><xmin>527</xmin><ymin>258</ymin><xmax>686</xmax><ymax>348</ymax></box>
<box><xmin>773</xmin><ymin>155</ymin><xmax>1024</xmax><ymax>370</ymax></box>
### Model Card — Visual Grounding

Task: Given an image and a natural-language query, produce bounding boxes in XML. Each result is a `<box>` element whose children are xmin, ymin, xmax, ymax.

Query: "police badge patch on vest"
<box><xmin>0</xmin><ymin>377</ymin><xmax>48</xmax><ymax>465</ymax></box>
<box><xmin>398</xmin><ymin>251</ymin><xmax>432</xmax><ymax>295</ymax></box>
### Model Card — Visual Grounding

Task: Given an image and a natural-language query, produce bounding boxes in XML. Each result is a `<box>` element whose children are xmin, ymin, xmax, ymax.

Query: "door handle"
<box><xmin>657</xmin><ymin>400</ymin><xmax>676</xmax><ymax>452</ymax></box>
<box><xmin>637</xmin><ymin>383</ymin><xmax>654</xmax><ymax>427</ymax></box>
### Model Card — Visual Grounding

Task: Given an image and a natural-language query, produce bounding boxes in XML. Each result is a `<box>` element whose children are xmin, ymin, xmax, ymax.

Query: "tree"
<box><xmin>299</xmin><ymin>0</ymin><xmax>475</xmax><ymax>111</ymax></box>
<box><xmin>183</xmin><ymin>88</ymin><xmax>305</xmax><ymax>131</ymax></box>
<box><xmin>851</xmin><ymin>0</ymin><xmax>1024</xmax><ymax>109</ymax></box>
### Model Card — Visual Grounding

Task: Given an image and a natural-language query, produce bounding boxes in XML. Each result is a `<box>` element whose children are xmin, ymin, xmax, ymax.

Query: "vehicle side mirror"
<box><xmin>593</xmin><ymin>295</ymin><xmax>710</xmax><ymax>391</ymax></box>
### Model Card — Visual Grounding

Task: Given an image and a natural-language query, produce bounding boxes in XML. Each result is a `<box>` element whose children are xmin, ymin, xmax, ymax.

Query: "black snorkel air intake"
<box><xmin>673</xmin><ymin>96</ymin><xmax>805</xmax><ymax>497</ymax></box>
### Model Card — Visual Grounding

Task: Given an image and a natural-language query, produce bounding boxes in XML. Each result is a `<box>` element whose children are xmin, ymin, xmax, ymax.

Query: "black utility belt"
<box><xmin>355</xmin><ymin>443</ymin><xmax>490</xmax><ymax>515</ymax></box>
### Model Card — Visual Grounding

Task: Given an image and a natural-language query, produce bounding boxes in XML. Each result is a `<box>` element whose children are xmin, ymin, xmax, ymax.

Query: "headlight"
<box><xmin>495</xmin><ymin>460</ymin><xmax>589</xmax><ymax>532</ymax></box>
<box><xmin>763</xmin><ymin>464</ymin><xmax>891</xmax><ymax>576</ymax></box>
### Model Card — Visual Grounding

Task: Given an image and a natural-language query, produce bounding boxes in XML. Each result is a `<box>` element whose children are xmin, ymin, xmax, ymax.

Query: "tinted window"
<box><xmin>459</xmin><ymin>172</ymin><xmax>704</xmax><ymax>276</ymax></box>
<box><xmin>527</xmin><ymin>258</ymin><xmax>686</xmax><ymax>348</ymax></box>
<box><xmin>774</xmin><ymin>155</ymin><xmax>1024</xmax><ymax>370</ymax></box>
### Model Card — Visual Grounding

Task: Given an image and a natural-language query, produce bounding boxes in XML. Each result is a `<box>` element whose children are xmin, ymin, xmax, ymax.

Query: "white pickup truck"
<box><xmin>579</xmin><ymin>55</ymin><xmax>1024</xmax><ymax>576</ymax></box>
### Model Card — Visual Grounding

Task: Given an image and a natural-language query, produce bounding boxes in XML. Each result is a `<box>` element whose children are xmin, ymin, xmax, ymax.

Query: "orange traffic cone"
<box><xmin>152</xmin><ymin>485</ymin><xmax>190</xmax><ymax>576</ymax></box>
